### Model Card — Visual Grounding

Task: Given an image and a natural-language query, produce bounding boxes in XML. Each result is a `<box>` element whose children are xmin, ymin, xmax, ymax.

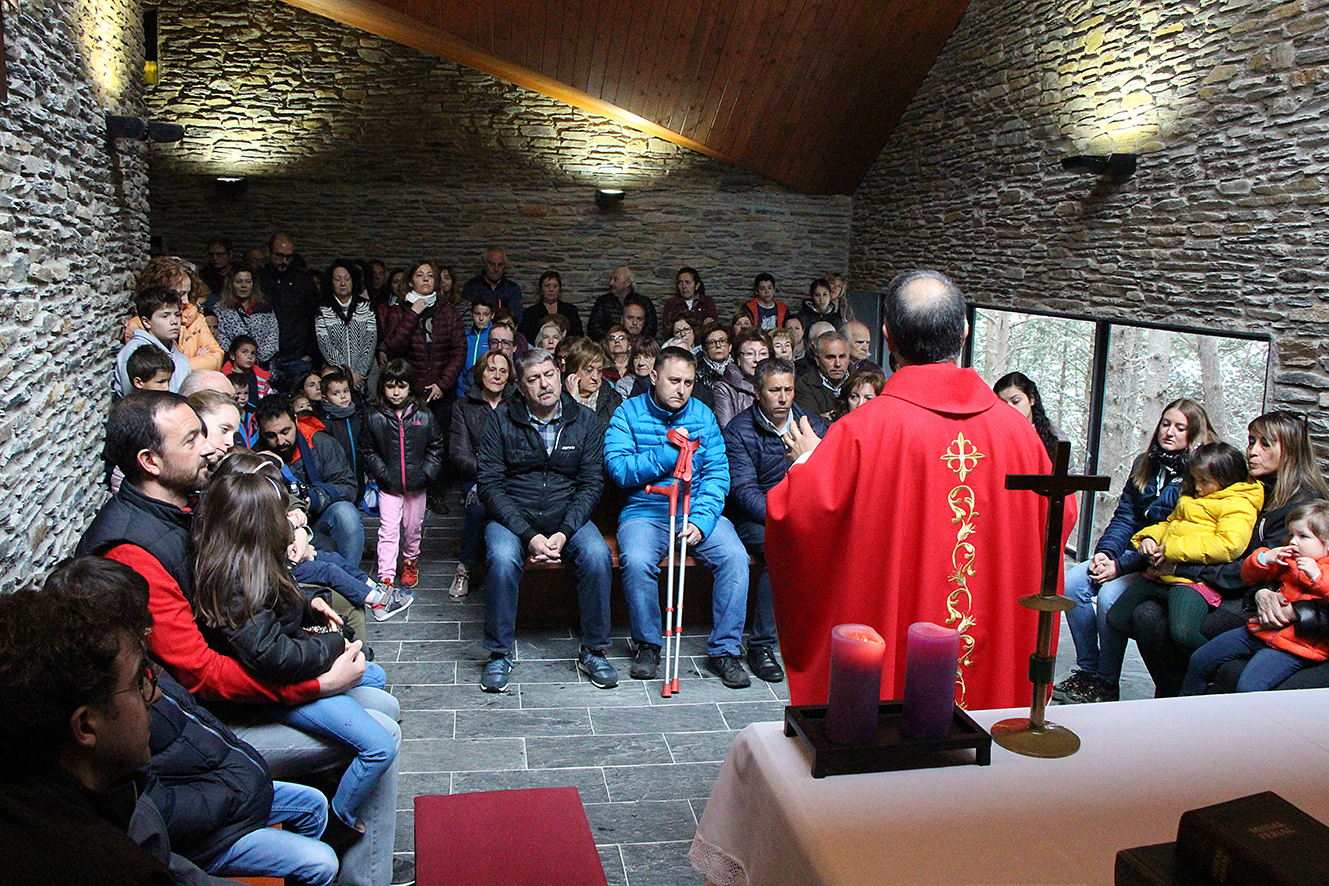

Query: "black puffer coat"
<box><xmin>450</xmin><ymin>387</ymin><xmax>503</xmax><ymax>480</ymax></box>
<box><xmin>477</xmin><ymin>392</ymin><xmax>603</xmax><ymax>546</ymax></box>
<box><xmin>146</xmin><ymin>667</ymin><xmax>273</xmax><ymax>869</ymax></box>
<box><xmin>359</xmin><ymin>400</ymin><xmax>446</xmax><ymax>494</ymax></box>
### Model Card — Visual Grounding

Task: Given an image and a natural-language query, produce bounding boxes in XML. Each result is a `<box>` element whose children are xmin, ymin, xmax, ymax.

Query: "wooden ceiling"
<box><xmin>284</xmin><ymin>0</ymin><xmax>973</xmax><ymax>194</ymax></box>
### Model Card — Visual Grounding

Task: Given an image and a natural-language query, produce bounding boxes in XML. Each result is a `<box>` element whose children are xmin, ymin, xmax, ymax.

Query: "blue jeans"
<box><xmin>273</xmin><ymin>664</ymin><xmax>396</xmax><ymax>828</ymax></box>
<box><xmin>1183</xmin><ymin>627</ymin><xmax>1313</xmax><ymax>695</ymax></box>
<box><xmin>209</xmin><ymin>781</ymin><xmax>339</xmax><ymax>886</ymax></box>
<box><xmin>484</xmin><ymin>520</ymin><xmax>612</xmax><ymax>654</ymax></box>
<box><xmin>733</xmin><ymin>518</ymin><xmax>775</xmax><ymax>648</ymax></box>
<box><xmin>1064</xmin><ymin>560</ymin><xmax>1136</xmax><ymax>682</ymax></box>
<box><xmin>222</xmin><ymin>684</ymin><xmax>400</xmax><ymax>886</ymax></box>
<box><xmin>313</xmin><ymin>500</ymin><xmax>366</xmax><ymax>565</ymax></box>
<box><xmin>619</xmin><ymin>515</ymin><xmax>749</xmax><ymax>657</ymax></box>
<box><xmin>293</xmin><ymin>550</ymin><xmax>376</xmax><ymax>606</ymax></box>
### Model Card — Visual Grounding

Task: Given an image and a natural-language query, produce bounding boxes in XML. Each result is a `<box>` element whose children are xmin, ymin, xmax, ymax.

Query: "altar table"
<box><xmin>690</xmin><ymin>690</ymin><xmax>1329</xmax><ymax>886</ymax></box>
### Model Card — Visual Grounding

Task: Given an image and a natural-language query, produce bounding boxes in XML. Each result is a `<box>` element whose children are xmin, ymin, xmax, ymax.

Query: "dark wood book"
<box><xmin>1176</xmin><ymin>791</ymin><xmax>1329</xmax><ymax>886</ymax></box>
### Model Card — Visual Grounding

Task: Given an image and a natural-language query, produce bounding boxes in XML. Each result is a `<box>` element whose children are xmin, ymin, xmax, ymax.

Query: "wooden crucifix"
<box><xmin>990</xmin><ymin>435</ymin><xmax>1110</xmax><ymax>758</ymax></box>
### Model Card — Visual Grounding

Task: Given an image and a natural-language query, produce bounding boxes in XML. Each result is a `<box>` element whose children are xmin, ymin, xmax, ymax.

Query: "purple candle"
<box><xmin>825</xmin><ymin>624</ymin><xmax>886</xmax><ymax>745</ymax></box>
<box><xmin>902</xmin><ymin>622</ymin><xmax>961</xmax><ymax>740</ymax></box>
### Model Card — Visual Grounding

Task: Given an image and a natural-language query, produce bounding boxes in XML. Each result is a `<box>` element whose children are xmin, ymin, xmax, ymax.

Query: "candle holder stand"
<box><xmin>784</xmin><ymin>702</ymin><xmax>991</xmax><ymax>778</ymax></box>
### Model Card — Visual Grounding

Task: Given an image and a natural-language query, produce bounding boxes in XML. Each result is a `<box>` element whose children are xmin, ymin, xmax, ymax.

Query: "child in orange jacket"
<box><xmin>1182</xmin><ymin>501</ymin><xmax>1329</xmax><ymax>694</ymax></box>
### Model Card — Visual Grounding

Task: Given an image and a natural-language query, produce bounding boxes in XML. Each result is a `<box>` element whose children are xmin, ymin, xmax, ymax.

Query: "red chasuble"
<box><xmin>767</xmin><ymin>362</ymin><xmax>1076</xmax><ymax>711</ymax></box>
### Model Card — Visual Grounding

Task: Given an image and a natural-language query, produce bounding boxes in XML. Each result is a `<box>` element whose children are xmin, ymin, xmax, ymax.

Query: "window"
<box><xmin>966</xmin><ymin>305</ymin><xmax>1270</xmax><ymax>559</ymax></box>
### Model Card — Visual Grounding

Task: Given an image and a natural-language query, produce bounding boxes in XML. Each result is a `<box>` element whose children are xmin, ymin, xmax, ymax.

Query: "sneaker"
<box><xmin>1051</xmin><ymin>670</ymin><xmax>1095</xmax><ymax>703</ymax></box>
<box><xmin>1058</xmin><ymin>671</ymin><xmax>1118</xmax><ymax>705</ymax></box>
<box><xmin>368</xmin><ymin>584</ymin><xmax>414</xmax><ymax>622</ymax></box>
<box><xmin>480</xmin><ymin>654</ymin><xmax>513</xmax><ymax>693</ymax></box>
<box><xmin>449</xmin><ymin>564</ymin><xmax>470</xmax><ymax>599</ymax></box>
<box><xmin>629</xmin><ymin>643</ymin><xmax>661</xmax><ymax>680</ymax></box>
<box><xmin>401</xmin><ymin>558</ymin><xmax>419</xmax><ymax>589</ymax></box>
<box><xmin>706</xmin><ymin>655</ymin><xmax>751</xmax><ymax>689</ymax></box>
<box><xmin>578</xmin><ymin>647</ymin><xmax>619</xmax><ymax>689</ymax></box>
<box><xmin>745</xmin><ymin>646</ymin><xmax>785</xmax><ymax>683</ymax></box>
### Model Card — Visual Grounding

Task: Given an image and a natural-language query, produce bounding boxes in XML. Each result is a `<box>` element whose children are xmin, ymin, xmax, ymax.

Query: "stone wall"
<box><xmin>852</xmin><ymin>0</ymin><xmax>1329</xmax><ymax>417</ymax></box>
<box><xmin>0</xmin><ymin>0</ymin><xmax>150</xmax><ymax>592</ymax></box>
<box><xmin>147</xmin><ymin>0</ymin><xmax>850</xmax><ymax>315</ymax></box>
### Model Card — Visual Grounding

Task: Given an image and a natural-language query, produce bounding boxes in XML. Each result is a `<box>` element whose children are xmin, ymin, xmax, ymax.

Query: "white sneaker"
<box><xmin>449</xmin><ymin>564</ymin><xmax>470</xmax><ymax>599</ymax></box>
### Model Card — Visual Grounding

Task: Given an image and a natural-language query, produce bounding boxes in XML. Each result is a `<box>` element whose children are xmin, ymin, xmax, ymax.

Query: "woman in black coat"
<box><xmin>447</xmin><ymin>350</ymin><xmax>513</xmax><ymax>598</ymax></box>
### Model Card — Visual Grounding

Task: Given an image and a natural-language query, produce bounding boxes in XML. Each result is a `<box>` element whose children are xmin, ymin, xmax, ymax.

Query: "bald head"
<box><xmin>882</xmin><ymin>270</ymin><xmax>967</xmax><ymax>366</ymax></box>
<box><xmin>179</xmin><ymin>369</ymin><xmax>234</xmax><ymax>397</ymax></box>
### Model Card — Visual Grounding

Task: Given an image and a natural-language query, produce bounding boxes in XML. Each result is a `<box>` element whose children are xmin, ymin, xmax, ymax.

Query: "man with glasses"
<box><xmin>258</xmin><ymin>231</ymin><xmax>320</xmax><ymax>386</ymax></box>
<box><xmin>487</xmin><ymin>320</ymin><xmax>517</xmax><ymax>358</ymax></box>
<box><xmin>0</xmin><ymin>563</ymin><xmax>211</xmax><ymax>884</ymax></box>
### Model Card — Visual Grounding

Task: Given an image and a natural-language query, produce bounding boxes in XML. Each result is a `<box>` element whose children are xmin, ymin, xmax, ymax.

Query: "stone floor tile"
<box><xmin>598</xmin><ymin>846</ymin><xmax>628</xmax><ymax>886</ymax></box>
<box><xmin>525</xmin><ymin>732</ymin><xmax>674</xmax><ymax>770</ymax></box>
<box><xmin>582</xmin><ymin>800</ymin><xmax>698</xmax><ymax>845</ymax></box>
<box><xmin>400</xmin><ymin>709</ymin><xmax>456</xmax><ymax>740</ymax></box>
<box><xmin>450</xmin><ymin>766</ymin><xmax>610</xmax><ymax>802</ymax></box>
<box><xmin>396</xmin><ymin>638</ymin><xmax>490</xmax><ymax>661</ymax></box>
<box><xmin>399</xmin><ymin>736</ymin><xmax>525</xmax><ymax>772</ymax></box>
<box><xmin>368</xmin><ymin>619</ymin><xmax>462</xmax><ymax>641</ymax></box>
<box><xmin>663</xmin><ymin>730</ymin><xmax>739</xmax><ymax>764</ymax></box>
<box><xmin>715</xmin><ymin>700</ymin><xmax>789</xmax><ymax>731</ymax></box>
<box><xmin>518</xmin><ymin>679</ymin><xmax>653</xmax><ymax>709</ymax></box>
<box><xmin>398</xmin><ymin>772</ymin><xmax>453</xmax><ymax>808</ymax></box>
<box><xmin>394</xmin><ymin>683</ymin><xmax>521</xmax><ymax>711</ymax></box>
<box><xmin>455</xmin><ymin>706</ymin><xmax>594</xmax><ymax>739</ymax></box>
<box><xmin>394</xmin><ymin>809</ymin><xmax>413</xmax><ymax>852</ymax></box>
<box><xmin>620</xmin><ymin>840</ymin><xmax>703</xmax><ymax>885</ymax></box>
<box><xmin>591</xmin><ymin>702</ymin><xmax>728</xmax><ymax>736</ymax></box>
<box><xmin>386</xmin><ymin>661</ymin><xmax>458</xmax><ymax>686</ymax></box>
<box><xmin>602</xmin><ymin>761</ymin><xmax>723</xmax><ymax>802</ymax></box>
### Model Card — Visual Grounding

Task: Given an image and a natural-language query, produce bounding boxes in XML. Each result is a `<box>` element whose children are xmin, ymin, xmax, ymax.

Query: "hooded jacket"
<box><xmin>123</xmin><ymin>302</ymin><xmax>224</xmax><ymax>372</ymax></box>
<box><xmin>1131</xmin><ymin>481</ymin><xmax>1266</xmax><ymax>581</ymax></box>
<box><xmin>359</xmin><ymin>400</ymin><xmax>446</xmax><ymax>495</ymax></box>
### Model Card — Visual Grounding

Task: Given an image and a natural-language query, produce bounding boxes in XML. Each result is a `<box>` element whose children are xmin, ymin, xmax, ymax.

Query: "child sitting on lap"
<box><xmin>1183</xmin><ymin>501</ymin><xmax>1329</xmax><ymax>694</ymax></box>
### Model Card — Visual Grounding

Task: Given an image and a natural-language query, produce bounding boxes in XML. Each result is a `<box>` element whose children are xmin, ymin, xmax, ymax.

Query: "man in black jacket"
<box><xmin>256</xmin><ymin>394</ymin><xmax>365</xmax><ymax>564</ymax></box>
<box><xmin>476</xmin><ymin>348</ymin><xmax>616</xmax><ymax>692</ymax></box>
<box><xmin>723</xmin><ymin>358</ymin><xmax>828</xmax><ymax>684</ymax></box>
<box><xmin>257</xmin><ymin>232</ymin><xmax>320</xmax><ymax>385</ymax></box>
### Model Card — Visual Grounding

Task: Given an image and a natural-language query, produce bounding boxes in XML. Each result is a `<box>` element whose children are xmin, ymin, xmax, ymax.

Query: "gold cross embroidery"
<box><xmin>942</xmin><ymin>432</ymin><xmax>984</xmax><ymax>481</ymax></box>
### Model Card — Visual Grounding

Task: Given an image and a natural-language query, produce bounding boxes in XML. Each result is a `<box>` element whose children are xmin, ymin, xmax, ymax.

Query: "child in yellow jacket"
<box><xmin>1105</xmin><ymin>442</ymin><xmax>1264</xmax><ymax>656</ymax></box>
<box><xmin>1183</xmin><ymin>501</ymin><xmax>1329</xmax><ymax>693</ymax></box>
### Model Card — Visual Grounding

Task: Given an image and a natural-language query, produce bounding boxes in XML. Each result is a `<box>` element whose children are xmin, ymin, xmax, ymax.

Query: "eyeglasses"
<box><xmin>106</xmin><ymin>661</ymin><xmax>158</xmax><ymax>705</ymax></box>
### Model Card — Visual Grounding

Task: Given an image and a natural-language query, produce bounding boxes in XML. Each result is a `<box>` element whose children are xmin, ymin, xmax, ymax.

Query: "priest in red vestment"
<box><xmin>767</xmin><ymin>270</ymin><xmax>1075</xmax><ymax>711</ymax></box>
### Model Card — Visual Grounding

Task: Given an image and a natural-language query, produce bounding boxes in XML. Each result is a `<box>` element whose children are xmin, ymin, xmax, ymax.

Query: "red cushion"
<box><xmin>415</xmin><ymin>787</ymin><xmax>608</xmax><ymax>886</ymax></box>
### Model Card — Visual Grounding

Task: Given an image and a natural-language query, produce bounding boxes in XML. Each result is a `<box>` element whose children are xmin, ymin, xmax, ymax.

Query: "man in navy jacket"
<box><xmin>723</xmin><ymin>358</ymin><xmax>827</xmax><ymax>683</ymax></box>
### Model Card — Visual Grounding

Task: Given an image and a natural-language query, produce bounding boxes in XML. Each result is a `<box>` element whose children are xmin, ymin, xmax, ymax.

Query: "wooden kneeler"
<box><xmin>415</xmin><ymin>787</ymin><xmax>608</xmax><ymax>886</ymax></box>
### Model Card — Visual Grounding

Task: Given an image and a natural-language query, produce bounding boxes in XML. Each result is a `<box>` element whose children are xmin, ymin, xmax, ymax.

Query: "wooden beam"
<box><xmin>280</xmin><ymin>0</ymin><xmax>738</xmax><ymax>166</ymax></box>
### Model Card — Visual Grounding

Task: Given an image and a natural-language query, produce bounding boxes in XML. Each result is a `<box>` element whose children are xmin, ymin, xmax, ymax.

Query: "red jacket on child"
<box><xmin>1241</xmin><ymin>547</ymin><xmax>1329</xmax><ymax>661</ymax></box>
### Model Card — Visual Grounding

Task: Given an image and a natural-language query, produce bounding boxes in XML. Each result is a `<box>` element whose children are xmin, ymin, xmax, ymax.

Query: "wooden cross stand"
<box><xmin>990</xmin><ymin>436</ymin><xmax>1109</xmax><ymax>759</ymax></box>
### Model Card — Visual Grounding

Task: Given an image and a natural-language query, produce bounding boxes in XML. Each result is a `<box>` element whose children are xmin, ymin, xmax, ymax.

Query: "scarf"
<box><xmin>702</xmin><ymin>355</ymin><xmax>731</xmax><ymax>377</ymax></box>
<box><xmin>322</xmin><ymin>401</ymin><xmax>357</xmax><ymax>419</ymax></box>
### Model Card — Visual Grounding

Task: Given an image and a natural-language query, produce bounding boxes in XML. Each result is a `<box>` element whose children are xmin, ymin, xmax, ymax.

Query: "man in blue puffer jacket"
<box><xmin>605</xmin><ymin>347</ymin><xmax>753</xmax><ymax>688</ymax></box>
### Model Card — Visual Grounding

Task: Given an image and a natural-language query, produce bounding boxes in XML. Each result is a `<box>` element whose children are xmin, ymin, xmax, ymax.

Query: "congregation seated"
<box><xmin>476</xmin><ymin>348</ymin><xmax>617</xmax><ymax>692</ymax></box>
<box><xmin>588</xmin><ymin>265</ymin><xmax>649</xmax><ymax>341</ymax></box>
<box><xmin>458</xmin><ymin>293</ymin><xmax>498</xmax><ymax>398</ymax></box>
<box><xmin>461</xmin><ymin>247</ymin><xmax>523</xmax><ymax>324</ymax></box>
<box><xmin>535</xmin><ymin>312</ymin><xmax>570</xmax><ymax>352</ymax></box>
<box><xmin>843</xmin><ymin>320</ymin><xmax>884</xmax><ymax>375</ymax></box>
<box><xmin>602</xmin><ymin>324</ymin><xmax>633</xmax><ymax>383</ymax></box>
<box><xmin>123</xmin><ymin>255</ymin><xmax>225</xmax><ymax>374</ymax></box>
<box><xmin>743</xmin><ymin>273</ymin><xmax>788</xmax><ymax>331</ymax></box>
<box><xmin>693</xmin><ymin>321</ymin><xmax>733</xmax><ymax>404</ymax></box>
<box><xmin>622</xmin><ymin>292</ymin><xmax>656</xmax><ymax>342</ymax></box>
<box><xmin>793</xmin><ymin>328</ymin><xmax>850</xmax><ymax>421</ymax></box>
<box><xmin>75</xmin><ymin>391</ymin><xmax>401</xmax><ymax>883</ymax></box>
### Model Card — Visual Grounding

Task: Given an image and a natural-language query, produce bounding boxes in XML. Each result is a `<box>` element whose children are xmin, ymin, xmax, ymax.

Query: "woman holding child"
<box><xmin>1053</xmin><ymin>399</ymin><xmax>1215</xmax><ymax>704</ymax></box>
<box><xmin>1123</xmin><ymin>410</ymin><xmax>1329</xmax><ymax>696</ymax></box>
<box><xmin>125</xmin><ymin>255</ymin><xmax>224</xmax><ymax>372</ymax></box>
